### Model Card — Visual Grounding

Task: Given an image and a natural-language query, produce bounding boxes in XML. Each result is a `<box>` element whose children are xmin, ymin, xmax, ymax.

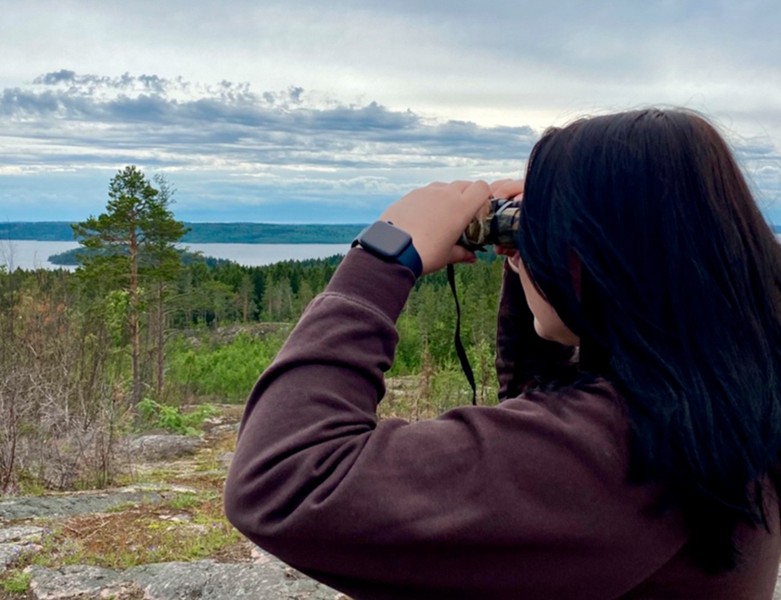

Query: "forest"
<box><xmin>0</xmin><ymin>167</ymin><xmax>505</xmax><ymax>495</ymax></box>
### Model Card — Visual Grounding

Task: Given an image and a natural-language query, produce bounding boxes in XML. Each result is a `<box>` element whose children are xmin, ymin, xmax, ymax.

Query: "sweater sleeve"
<box><xmin>224</xmin><ymin>249</ymin><xmax>687</xmax><ymax>600</ymax></box>
<box><xmin>495</xmin><ymin>260</ymin><xmax>578</xmax><ymax>399</ymax></box>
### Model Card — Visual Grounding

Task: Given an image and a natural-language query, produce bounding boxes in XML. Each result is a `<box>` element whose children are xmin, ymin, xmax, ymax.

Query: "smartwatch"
<box><xmin>352</xmin><ymin>221</ymin><xmax>423</xmax><ymax>278</ymax></box>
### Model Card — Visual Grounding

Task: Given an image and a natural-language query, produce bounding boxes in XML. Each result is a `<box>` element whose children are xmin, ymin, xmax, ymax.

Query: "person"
<box><xmin>224</xmin><ymin>108</ymin><xmax>781</xmax><ymax>599</ymax></box>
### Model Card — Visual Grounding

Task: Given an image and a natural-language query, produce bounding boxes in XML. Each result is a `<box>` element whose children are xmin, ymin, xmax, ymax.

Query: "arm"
<box><xmin>224</xmin><ymin>181</ymin><xmax>686</xmax><ymax>599</ymax></box>
<box><xmin>224</xmin><ymin>249</ymin><xmax>685</xmax><ymax>600</ymax></box>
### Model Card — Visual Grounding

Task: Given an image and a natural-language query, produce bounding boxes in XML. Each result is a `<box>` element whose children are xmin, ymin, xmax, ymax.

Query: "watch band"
<box><xmin>394</xmin><ymin>236</ymin><xmax>423</xmax><ymax>278</ymax></box>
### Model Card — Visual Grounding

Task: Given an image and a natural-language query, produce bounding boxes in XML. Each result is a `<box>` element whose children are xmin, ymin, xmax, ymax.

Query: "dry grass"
<box><xmin>32</xmin><ymin>493</ymin><xmax>247</xmax><ymax>570</ymax></box>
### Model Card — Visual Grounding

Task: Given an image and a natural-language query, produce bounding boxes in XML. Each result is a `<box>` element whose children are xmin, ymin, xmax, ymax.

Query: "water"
<box><xmin>0</xmin><ymin>240</ymin><xmax>80</xmax><ymax>271</ymax></box>
<box><xmin>0</xmin><ymin>240</ymin><xmax>349</xmax><ymax>271</ymax></box>
<box><xmin>182</xmin><ymin>243</ymin><xmax>348</xmax><ymax>266</ymax></box>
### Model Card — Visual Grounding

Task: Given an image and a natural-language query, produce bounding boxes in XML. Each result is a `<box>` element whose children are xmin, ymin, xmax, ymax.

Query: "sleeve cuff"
<box><xmin>325</xmin><ymin>247</ymin><xmax>416</xmax><ymax>323</ymax></box>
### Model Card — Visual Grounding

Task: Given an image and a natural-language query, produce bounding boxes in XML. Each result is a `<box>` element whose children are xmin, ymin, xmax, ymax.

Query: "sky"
<box><xmin>1</xmin><ymin>0</ymin><xmax>779</xmax><ymax>224</ymax></box>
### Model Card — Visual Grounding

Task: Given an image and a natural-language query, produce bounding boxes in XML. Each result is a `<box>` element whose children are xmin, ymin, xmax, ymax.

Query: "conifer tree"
<box><xmin>73</xmin><ymin>166</ymin><xmax>187</xmax><ymax>404</ymax></box>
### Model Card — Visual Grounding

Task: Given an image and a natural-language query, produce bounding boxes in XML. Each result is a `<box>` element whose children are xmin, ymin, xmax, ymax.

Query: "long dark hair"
<box><xmin>517</xmin><ymin>108</ymin><xmax>781</xmax><ymax>572</ymax></box>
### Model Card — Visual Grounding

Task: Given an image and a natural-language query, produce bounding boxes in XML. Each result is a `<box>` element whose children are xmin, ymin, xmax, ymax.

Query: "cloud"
<box><xmin>32</xmin><ymin>70</ymin><xmax>171</xmax><ymax>95</ymax></box>
<box><xmin>1</xmin><ymin>71</ymin><xmax>535</xmax><ymax>171</ymax></box>
<box><xmin>34</xmin><ymin>69</ymin><xmax>77</xmax><ymax>85</ymax></box>
<box><xmin>0</xmin><ymin>71</ymin><xmax>539</xmax><ymax>220</ymax></box>
<box><xmin>1</xmin><ymin>69</ymin><xmax>779</xmax><ymax>222</ymax></box>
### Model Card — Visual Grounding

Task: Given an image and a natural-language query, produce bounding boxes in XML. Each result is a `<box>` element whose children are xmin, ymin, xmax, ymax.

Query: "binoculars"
<box><xmin>459</xmin><ymin>198</ymin><xmax>521</xmax><ymax>251</ymax></box>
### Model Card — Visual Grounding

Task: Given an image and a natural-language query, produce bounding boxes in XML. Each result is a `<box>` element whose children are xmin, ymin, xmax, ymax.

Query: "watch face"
<box><xmin>361</xmin><ymin>221</ymin><xmax>411</xmax><ymax>258</ymax></box>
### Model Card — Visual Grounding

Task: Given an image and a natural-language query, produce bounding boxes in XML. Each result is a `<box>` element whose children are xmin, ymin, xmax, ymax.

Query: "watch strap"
<box><xmin>394</xmin><ymin>235</ymin><xmax>423</xmax><ymax>278</ymax></box>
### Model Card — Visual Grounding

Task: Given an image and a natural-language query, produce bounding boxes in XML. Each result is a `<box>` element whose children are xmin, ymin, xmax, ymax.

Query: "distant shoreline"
<box><xmin>0</xmin><ymin>240</ymin><xmax>348</xmax><ymax>271</ymax></box>
<box><xmin>0</xmin><ymin>222</ymin><xmax>367</xmax><ymax>244</ymax></box>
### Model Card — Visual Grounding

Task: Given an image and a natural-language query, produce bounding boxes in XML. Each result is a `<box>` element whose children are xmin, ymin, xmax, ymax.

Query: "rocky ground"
<box><xmin>0</xmin><ymin>406</ymin><xmax>348</xmax><ymax>600</ymax></box>
<box><xmin>3</xmin><ymin>401</ymin><xmax>781</xmax><ymax>599</ymax></box>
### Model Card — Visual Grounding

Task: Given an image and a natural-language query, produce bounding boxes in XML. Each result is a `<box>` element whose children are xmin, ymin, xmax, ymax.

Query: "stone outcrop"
<box><xmin>26</xmin><ymin>558</ymin><xmax>348</xmax><ymax>600</ymax></box>
<box><xmin>123</xmin><ymin>434</ymin><xmax>203</xmax><ymax>461</ymax></box>
<box><xmin>0</xmin><ymin>410</ymin><xmax>349</xmax><ymax>599</ymax></box>
<box><xmin>0</xmin><ymin>483</ymin><xmax>195</xmax><ymax>521</ymax></box>
<box><xmin>0</xmin><ymin>478</ymin><xmax>348</xmax><ymax>599</ymax></box>
<box><xmin>0</xmin><ymin>525</ymin><xmax>45</xmax><ymax>574</ymax></box>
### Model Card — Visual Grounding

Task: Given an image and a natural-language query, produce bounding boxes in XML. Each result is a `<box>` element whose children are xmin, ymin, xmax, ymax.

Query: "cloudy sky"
<box><xmin>1</xmin><ymin>0</ymin><xmax>779</xmax><ymax>224</ymax></box>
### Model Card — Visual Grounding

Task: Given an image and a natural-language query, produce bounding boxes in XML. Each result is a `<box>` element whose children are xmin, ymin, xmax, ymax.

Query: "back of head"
<box><xmin>518</xmin><ymin>108</ymin><xmax>781</xmax><ymax>572</ymax></box>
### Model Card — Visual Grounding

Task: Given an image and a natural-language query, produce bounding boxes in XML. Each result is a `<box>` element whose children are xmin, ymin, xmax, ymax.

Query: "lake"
<box><xmin>0</xmin><ymin>240</ymin><xmax>349</xmax><ymax>271</ymax></box>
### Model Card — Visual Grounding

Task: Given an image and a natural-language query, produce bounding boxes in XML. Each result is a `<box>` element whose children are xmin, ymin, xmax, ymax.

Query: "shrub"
<box><xmin>137</xmin><ymin>398</ymin><xmax>218</xmax><ymax>436</ymax></box>
<box><xmin>166</xmin><ymin>333</ymin><xmax>285</xmax><ymax>402</ymax></box>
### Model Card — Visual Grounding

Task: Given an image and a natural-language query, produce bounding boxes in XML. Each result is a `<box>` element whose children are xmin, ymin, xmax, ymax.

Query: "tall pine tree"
<box><xmin>73</xmin><ymin>166</ymin><xmax>187</xmax><ymax>404</ymax></box>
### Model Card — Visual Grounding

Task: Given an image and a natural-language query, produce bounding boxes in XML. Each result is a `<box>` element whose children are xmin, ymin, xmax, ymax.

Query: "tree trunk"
<box><xmin>129</xmin><ymin>229</ymin><xmax>142</xmax><ymax>405</ymax></box>
<box><xmin>155</xmin><ymin>282</ymin><xmax>165</xmax><ymax>397</ymax></box>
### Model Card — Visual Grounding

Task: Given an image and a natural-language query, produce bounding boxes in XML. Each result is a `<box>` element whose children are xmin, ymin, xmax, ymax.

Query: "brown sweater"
<box><xmin>224</xmin><ymin>249</ymin><xmax>781</xmax><ymax>599</ymax></box>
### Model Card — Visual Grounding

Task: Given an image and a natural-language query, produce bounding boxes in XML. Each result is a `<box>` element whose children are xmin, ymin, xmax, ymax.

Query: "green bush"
<box><xmin>137</xmin><ymin>398</ymin><xmax>218</xmax><ymax>435</ymax></box>
<box><xmin>166</xmin><ymin>333</ymin><xmax>285</xmax><ymax>402</ymax></box>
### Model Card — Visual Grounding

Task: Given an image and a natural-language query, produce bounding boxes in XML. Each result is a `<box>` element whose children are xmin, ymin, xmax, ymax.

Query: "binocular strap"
<box><xmin>447</xmin><ymin>264</ymin><xmax>477</xmax><ymax>406</ymax></box>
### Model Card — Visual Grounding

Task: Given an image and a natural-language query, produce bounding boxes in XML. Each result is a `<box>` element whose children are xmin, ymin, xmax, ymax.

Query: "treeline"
<box><xmin>171</xmin><ymin>249</ymin><xmax>503</xmax><ymax>355</ymax></box>
<box><xmin>140</xmin><ymin>251</ymin><xmax>503</xmax><ymax>406</ymax></box>
<box><xmin>48</xmin><ymin>247</ymin><xmax>241</xmax><ymax>268</ymax></box>
<box><xmin>173</xmin><ymin>253</ymin><xmax>346</xmax><ymax>326</ymax></box>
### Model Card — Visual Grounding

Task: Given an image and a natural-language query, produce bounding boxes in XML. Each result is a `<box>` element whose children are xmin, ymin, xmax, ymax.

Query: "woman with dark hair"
<box><xmin>225</xmin><ymin>108</ymin><xmax>781</xmax><ymax>599</ymax></box>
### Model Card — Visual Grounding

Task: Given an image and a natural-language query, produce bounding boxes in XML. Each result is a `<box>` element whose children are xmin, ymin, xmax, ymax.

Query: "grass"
<box><xmin>0</xmin><ymin>571</ymin><xmax>31</xmax><ymax>594</ymax></box>
<box><xmin>379</xmin><ymin>370</ymin><xmax>497</xmax><ymax>421</ymax></box>
<box><xmin>15</xmin><ymin>471</ymin><xmax>48</xmax><ymax>497</ymax></box>
<box><xmin>167</xmin><ymin>492</ymin><xmax>203</xmax><ymax>511</ymax></box>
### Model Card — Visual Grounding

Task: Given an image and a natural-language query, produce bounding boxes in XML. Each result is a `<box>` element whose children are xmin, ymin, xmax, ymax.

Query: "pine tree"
<box><xmin>72</xmin><ymin>166</ymin><xmax>187</xmax><ymax>404</ymax></box>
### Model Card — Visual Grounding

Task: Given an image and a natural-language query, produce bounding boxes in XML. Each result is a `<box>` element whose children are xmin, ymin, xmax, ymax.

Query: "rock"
<box><xmin>124</xmin><ymin>434</ymin><xmax>203</xmax><ymax>461</ymax></box>
<box><xmin>1</xmin><ymin>537</ymin><xmax>42</xmax><ymax>574</ymax></box>
<box><xmin>26</xmin><ymin>564</ymin><xmax>145</xmax><ymax>600</ymax></box>
<box><xmin>127</xmin><ymin>561</ymin><xmax>214</xmax><ymax>597</ymax></box>
<box><xmin>38</xmin><ymin>455</ymin><xmax>81</xmax><ymax>491</ymax></box>
<box><xmin>212</xmin><ymin>422</ymin><xmax>240</xmax><ymax>436</ymax></box>
<box><xmin>0</xmin><ymin>524</ymin><xmax>46</xmax><ymax>571</ymax></box>
<box><xmin>27</xmin><ymin>558</ymin><xmax>347</xmax><ymax>600</ymax></box>
<box><xmin>200</xmin><ymin>415</ymin><xmax>234</xmax><ymax>433</ymax></box>
<box><xmin>0</xmin><ymin>525</ymin><xmax>45</xmax><ymax>545</ymax></box>
<box><xmin>0</xmin><ymin>484</ymin><xmax>196</xmax><ymax>521</ymax></box>
<box><xmin>159</xmin><ymin>513</ymin><xmax>191</xmax><ymax>523</ymax></box>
